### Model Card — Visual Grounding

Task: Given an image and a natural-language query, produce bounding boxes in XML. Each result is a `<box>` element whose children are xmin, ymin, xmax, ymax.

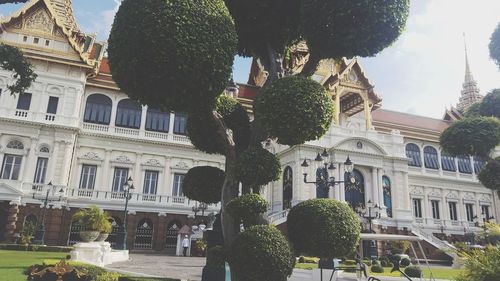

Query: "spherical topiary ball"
<box><xmin>440</xmin><ymin>117</ymin><xmax>500</xmax><ymax>157</ymax></box>
<box><xmin>287</xmin><ymin>199</ymin><xmax>361</xmax><ymax>258</ymax></box>
<box><xmin>235</xmin><ymin>146</ymin><xmax>281</xmax><ymax>186</ymax></box>
<box><xmin>490</xmin><ymin>23</ymin><xmax>500</xmax><ymax>68</ymax></box>
<box><xmin>478</xmin><ymin>157</ymin><xmax>500</xmax><ymax>191</ymax></box>
<box><xmin>479</xmin><ymin>89</ymin><xmax>500</xmax><ymax>119</ymax></box>
<box><xmin>108</xmin><ymin>0</ymin><xmax>237</xmax><ymax>111</ymax></box>
<box><xmin>226</xmin><ymin>193</ymin><xmax>268</xmax><ymax>227</ymax></box>
<box><xmin>228</xmin><ymin>225</ymin><xmax>294</xmax><ymax>281</ymax></box>
<box><xmin>216</xmin><ymin>96</ymin><xmax>251</xmax><ymax>151</ymax></box>
<box><xmin>187</xmin><ymin>111</ymin><xmax>227</xmax><ymax>155</ymax></box>
<box><xmin>183</xmin><ymin>166</ymin><xmax>225</xmax><ymax>204</ymax></box>
<box><xmin>254</xmin><ymin>76</ymin><xmax>334</xmax><ymax>146</ymax></box>
<box><xmin>301</xmin><ymin>0</ymin><xmax>409</xmax><ymax>60</ymax></box>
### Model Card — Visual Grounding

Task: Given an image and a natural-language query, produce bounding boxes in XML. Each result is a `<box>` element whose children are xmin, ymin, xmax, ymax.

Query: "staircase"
<box><xmin>411</xmin><ymin>225</ymin><xmax>459</xmax><ymax>263</ymax></box>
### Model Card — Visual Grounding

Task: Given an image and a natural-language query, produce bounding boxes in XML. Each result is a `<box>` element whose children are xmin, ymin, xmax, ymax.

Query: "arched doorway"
<box><xmin>106</xmin><ymin>216</ymin><xmax>123</xmax><ymax>249</ymax></box>
<box><xmin>134</xmin><ymin>218</ymin><xmax>154</xmax><ymax>249</ymax></box>
<box><xmin>345</xmin><ymin>169</ymin><xmax>365</xmax><ymax>209</ymax></box>
<box><xmin>282</xmin><ymin>166</ymin><xmax>293</xmax><ymax>210</ymax></box>
<box><xmin>165</xmin><ymin>220</ymin><xmax>181</xmax><ymax>255</ymax></box>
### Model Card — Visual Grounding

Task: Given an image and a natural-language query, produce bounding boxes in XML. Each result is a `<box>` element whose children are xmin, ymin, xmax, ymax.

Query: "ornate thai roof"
<box><xmin>456</xmin><ymin>39</ymin><xmax>482</xmax><ymax>112</ymax></box>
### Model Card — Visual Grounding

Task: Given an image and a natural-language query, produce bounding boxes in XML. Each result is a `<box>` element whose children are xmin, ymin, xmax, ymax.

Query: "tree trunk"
<box><xmin>300</xmin><ymin>52</ymin><xmax>320</xmax><ymax>77</ymax></box>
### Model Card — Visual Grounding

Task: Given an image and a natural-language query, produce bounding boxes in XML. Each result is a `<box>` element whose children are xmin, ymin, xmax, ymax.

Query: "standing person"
<box><xmin>182</xmin><ymin>235</ymin><xmax>190</xmax><ymax>257</ymax></box>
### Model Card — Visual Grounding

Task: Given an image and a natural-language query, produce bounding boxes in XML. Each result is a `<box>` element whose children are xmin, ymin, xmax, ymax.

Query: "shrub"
<box><xmin>235</xmin><ymin>145</ymin><xmax>281</xmax><ymax>187</ymax></box>
<box><xmin>72</xmin><ymin>205</ymin><xmax>111</xmax><ymax>233</ymax></box>
<box><xmin>299</xmin><ymin>256</ymin><xmax>319</xmax><ymax>264</ymax></box>
<box><xmin>206</xmin><ymin>246</ymin><xmax>225</xmax><ymax>268</ymax></box>
<box><xmin>479</xmin><ymin>89</ymin><xmax>500</xmax><ymax>119</ymax></box>
<box><xmin>404</xmin><ymin>266</ymin><xmax>422</xmax><ymax>278</ymax></box>
<box><xmin>456</xmin><ymin>245</ymin><xmax>500</xmax><ymax>281</ymax></box>
<box><xmin>228</xmin><ymin>225</ymin><xmax>294</xmax><ymax>281</ymax></box>
<box><xmin>254</xmin><ymin>76</ymin><xmax>334</xmax><ymax>146</ymax></box>
<box><xmin>363</xmin><ymin>259</ymin><xmax>372</xmax><ymax>266</ymax></box>
<box><xmin>95</xmin><ymin>272</ymin><xmax>121</xmax><ymax>281</ymax></box>
<box><xmin>0</xmin><ymin>244</ymin><xmax>73</xmax><ymax>252</ymax></box>
<box><xmin>183</xmin><ymin>166</ymin><xmax>225</xmax><ymax>203</ymax></box>
<box><xmin>371</xmin><ymin>264</ymin><xmax>384</xmax><ymax>273</ymax></box>
<box><xmin>389</xmin><ymin>240</ymin><xmax>411</xmax><ymax>255</ymax></box>
<box><xmin>108</xmin><ymin>0</ymin><xmax>237</xmax><ymax>112</ymax></box>
<box><xmin>343</xmin><ymin>260</ymin><xmax>356</xmax><ymax>266</ymax></box>
<box><xmin>287</xmin><ymin>199</ymin><xmax>361</xmax><ymax>258</ymax></box>
<box><xmin>400</xmin><ymin>257</ymin><xmax>411</xmax><ymax>267</ymax></box>
<box><xmin>491</xmin><ymin>23</ymin><xmax>500</xmax><ymax>68</ymax></box>
<box><xmin>226</xmin><ymin>193</ymin><xmax>268</xmax><ymax>227</ymax></box>
<box><xmin>478</xmin><ymin>157</ymin><xmax>500</xmax><ymax>191</ymax></box>
<box><xmin>380</xmin><ymin>260</ymin><xmax>388</xmax><ymax>267</ymax></box>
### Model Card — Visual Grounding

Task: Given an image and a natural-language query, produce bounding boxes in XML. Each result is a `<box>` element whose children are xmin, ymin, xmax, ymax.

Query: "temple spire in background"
<box><xmin>457</xmin><ymin>33</ymin><xmax>482</xmax><ymax>113</ymax></box>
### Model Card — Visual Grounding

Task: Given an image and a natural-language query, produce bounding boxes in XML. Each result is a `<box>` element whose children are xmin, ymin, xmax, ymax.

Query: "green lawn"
<box><xmin>294</xmin><ymin>263</ymin><xmax>463</xmax><ymax>280</ymax></box>
<box><xmin>0</xmin><ymin>250</ymin><xmax>67</xmax><ymax>281</ymax></box>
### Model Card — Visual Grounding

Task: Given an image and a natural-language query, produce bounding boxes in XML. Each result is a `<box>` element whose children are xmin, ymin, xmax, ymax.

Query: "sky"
<box><xmin>1</xmin><ymin>0</ymin><xmax>499</xmax><ymax>119</ymax></box>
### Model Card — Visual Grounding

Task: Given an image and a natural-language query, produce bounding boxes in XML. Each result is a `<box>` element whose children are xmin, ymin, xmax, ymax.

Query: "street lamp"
<box><xmin>356</xmin><ymin>200</ymin><xmax>382</xmax><ymax>233</ymax></box>
<box><xmin>118</xmin><ymin>176</ymin><xmax>134</xmax><ymax>250</ymax></box>
<box><xmin>192</xmin><ymin>202</ymin><xmax>208</xmax><ymax>218</ymax></box>
<box><xmin>301</xmin><ymin>149</ymin><xmax>357</xmax><ymax>198</ymax></box>
<box><xmin>32</xmin><ymin>181</ymin><xmax>66</xmax><ymax>245</ymax></box>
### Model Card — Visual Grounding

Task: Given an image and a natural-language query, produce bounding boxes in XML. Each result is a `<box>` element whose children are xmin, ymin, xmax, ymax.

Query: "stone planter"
<box><xmin>79</xmin><ymin>231</ymin><xmax>100</xmax><ymax>242</ymax></box>
<box><xmin>95</xmin><ymin>233</ymin><xmax>109</xmax><ymax>242</ymax></box>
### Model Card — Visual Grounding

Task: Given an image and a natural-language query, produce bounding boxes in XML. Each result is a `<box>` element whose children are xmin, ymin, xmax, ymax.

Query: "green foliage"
<box><xmin>95</xmin><ymin>272</ymin><xmax>120</xmax><ymax>281</ymax></box>
<box><xmin>183</xmin><ymin>166</ymin><xmax>225</xmax><ymax>203</ymax></box>
<box><xmin>456</xmin><ymin>246</ymin><xmax>500</xmax><ymax>281</ymax></box>
<box><xmin>287</xmin><ymin>199</ymin><xmax>361</xmax><ymax>258</ymax></box>
<box><xmin>235</xmin><ymin>145</ymin><xmax>281</xmax><ymax>187</ymax></box>
<box><xmin>463</xmin><ymin>102</ymin><xmax>482</xmax><ymax>118</ymax></box>
<box><xmin>490</xmin><ymin>22</ymin><xmax>500</xmax><ymax>68</ymax></box>
<box><xmin>0</xmin><ymin>44</ymin><xmax>37</xmax><ymax>95</ymax></box>
<box><xmin>479</xmin><ymin>89</ymin><xmax>500</xmax><ymax>119</ymax></box>
<box><xmin>400</xmin><ymin>257</ymin><xmax>411</xmax><ymax>267</ymax></box>
<box><xmin>215</xmin><ymin>95</ymin><xmax>251</xmax><ymax>151</ymax></box>
<box><xmin>404</xmin><ymin>266</ymin><xmax>422</xmax><ymax>278</ymax></box>
<box><xmin>389</xmin><ymin>240</ymin><xmax>411</xmax><ymax>254</ymax></box>
<box><xmin>300</xmin><ymin>0</ymin><xmax>409</xmax><ymax>72</ymax></box>
<box><xmin>206</xmin><ymin>246</ymin><xmax>225</xmax><ymax>268</ymax></box>
<box><xmin>254</xmin><ymin>76</ymin><xmax>334</xmax><ymax>146</ymax></box>
<box><xmin>72</xmin><ymin>206</ymin><xmax>111</xmax><ymax>232</ymax></box>
<box><xmin>298</xmin><ymin>256</ymin><xmax>319</xmax><ymax>264</ymax></box>
<box><xmin>228</xmin><ymin>225</ymin><xmax>294</xmax><ymax>281</ymax></box>
<box><xmin>371</xmin><ymin>264</ymin><xmax>384</xmax><ymax>273</ymax></box>
<box><xmin>478</xmin><ymin>157</ymin><xmax>500</xmax><ymax>191</ymax></box>
<box><xmin>226</xmin><ymin>193</ymin><xmax>268</xmax><ymax>227</ymax></box>
<box><xmin>20</xmin><ymin>221</ymin><xmax>36</xmax><ymax>245</ymax></box>
<box><xmin>440</xmin><ymin>117</ymin><xmax>500</xmax><ymax>157</ymax></box>
<box><xmin>223</xmin><ymin>0</ymin><xmax>300</xmax><ymax>59</ymax></box>
<box><xmin>108</xmin><ymin>0</ymin><xmax>237</xmax><ymax>112</ymax></box>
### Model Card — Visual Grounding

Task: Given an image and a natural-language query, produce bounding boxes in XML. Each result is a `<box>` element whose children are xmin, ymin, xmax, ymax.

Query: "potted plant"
<box><xmin>19</xmin><ymin>221</ymin><xmax>36</xmax><ymax>249</ymax></box>
<box><xmin>195</xmin><ymin>239</ymin><xmax>208</xmax><ymax>257</ymax></box>
<box><xmin>72</xmin><ymin>206</ymin><xmax>111</xmax><ymax>242</ymax></box>
<box><xmin>95</xmin><ymin>216</ymin><xmax>113</xmax><ymax>242</ymax></box>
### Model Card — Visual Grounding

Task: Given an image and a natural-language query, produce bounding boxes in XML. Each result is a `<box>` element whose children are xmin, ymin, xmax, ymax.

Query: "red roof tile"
<box><xmin>372</xmin><ymin>109</ymin><xmax>450</xmax><ymax>132</ymax></box>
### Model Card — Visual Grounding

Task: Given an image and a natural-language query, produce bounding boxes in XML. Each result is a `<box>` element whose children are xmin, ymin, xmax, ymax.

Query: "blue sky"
<box><xmin>2</xmin><ymin>0</ymin><xmax>499</xmax><ymax>118</ymax></box>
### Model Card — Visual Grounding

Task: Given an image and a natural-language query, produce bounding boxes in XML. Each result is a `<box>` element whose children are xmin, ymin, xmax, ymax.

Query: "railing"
<box><xmin>411</xmin><ymin>225</ymin><xmax>457</xmax><ymax>259</ymax></box>
<box><xmin>268</xmin><ymin>209</ymin><xmax>289</xmax><ymax>225</ymax></box>
<box><xmin>0</xmin><ymin>107</ymin><xmax>79</xmax><ymax>127</ymax></box>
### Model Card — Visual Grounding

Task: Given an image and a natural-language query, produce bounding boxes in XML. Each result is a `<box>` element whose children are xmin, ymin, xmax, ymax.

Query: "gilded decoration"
<box><xmin>24</xmin><ymin>8</ymin><xmax>53</xmax><ymax>34</ymax></box>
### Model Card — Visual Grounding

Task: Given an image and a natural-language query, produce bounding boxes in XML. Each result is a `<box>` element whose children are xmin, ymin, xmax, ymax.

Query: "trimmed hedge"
<box><xmin>400</xmin><ymin>257</ymin><xmax>411</xmax><ymax>267</ymax></box>
<box><xmin>0</xmin><ymin>244</ymin><xmax>73</xmax><ymax>252</ymax></box>
<box><xmin>206</xmin><ymin>246</ymin><xmax>225</xmax><ymax>268</ymax></box>
<box><xmin>108</xmin><ymin>0</ymin><xmax>237</xmax><ymax>112</ymax></box>
<box><xmin>479</xmin><ymin>89</ymin><xmax>500</xmax><ymax>119</ymax></box>
<box><xmin>228</xmin><ymin>225</ymin><xmax>294</xmax><ymax>281</ymax></box>
<box><xmin>478</xmin><ymin>157</ymin><xmax>500</xmax><ymax>191</ymax></box>
<box><xmin>371</xmin><ymin>264</ymin><xmax>384</xmax><ymax>273</ymax></box>
<box><xmin>254</xmin><ymin>76</ymin><xmax>334</xmax><ymax>146</ymax></box>
<box><xmin>235</xmin><ymin>145</ymin><xmax>281</xmax><ymax>187</ymax></box>
<box><xmin>183</xmin><ymin>166</ymin><xmax>225</xmax><ymax>203</ymax></box>
<box><xmin>287</xmin><ymin>199</ymin><xmax>361</xmax><ymax>258</ymax></box>
<box><xmin>226</xmin><ymin>193</ymin><xmax>268</xmax><ymax>227</ymax></box>
<box><xmin>215</xmin><ymin>95</ymin><xmax>251</xmax><ymax>152</ymax></box>
<box><xmin>404</xmin><ymin>266</ymin><xmax>422</xmax><ymax>278</ymax></box>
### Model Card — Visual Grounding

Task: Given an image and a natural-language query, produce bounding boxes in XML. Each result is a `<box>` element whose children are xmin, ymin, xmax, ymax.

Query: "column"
<box><xmin>4</xmin><ymin>202</ymin><xmax>19</xmax><ymax>242</ymax></box>
<box><xmin>364</xmin><ymin>99</ymin><xmax>371</xmax><ymax>130</ymax></box>
<box><xmin>334</xmin><ymin>92</ymin><xmax>340</xmax><ymax>125</ymax></box>
<box><xmin>24</xmin><ymin>138</ymin><xmax>39</xmax><ymax>183</ymax></box>
<box><xmin>109</xmin><ymin>101</ymin><xmax>118</xmax><ymax>127</ymax></box>
<box><xmin>377</xmin><ymin>168</ymin><xmax>386</xmax><ymax>210</ymax></box>
<box><xmin>163</xmin><ymin>156</ymin><xmax>172</xmax><ymax>196</ymax></box>
<box><xmin>101</xmin><ymin>150</ymin><xmax>112</xmax><ymax>191</ymax></box>
<box><xmin>59</xmin><ymin>141</ymin><xmax>73</xmax><ymax>186</ymax></box>
<box><xmin>401</xmin><ymin>171</ymin><xmax>410</xmax><ymax>210</ymax></box>
<box><xmin>334</xmin><ymin>163</ymin><xmax>340</xmax><ymax>200</ymax></box>
<box><xmin>134</xmin><ymin>153</ymin><xmax>142</xmax><ymax>193</ymax></box>
<box><xmin>369</xmin><ymin>167</ymin><xmax>377</xmax><ymax>205</ymax></box>
<box><xmin>338</xmin><ymin>163</ymin><xmax>345</xmax><ymax>202</ymax></box>
<box><xmin>140</xmin><ymin>106</ymin><xmax>148</xmax><ymax>131</ymax></box>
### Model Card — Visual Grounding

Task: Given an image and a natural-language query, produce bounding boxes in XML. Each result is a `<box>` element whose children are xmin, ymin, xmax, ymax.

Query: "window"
<box><xmin>441</xmin><ymin>153</ymin><xmax>456</xmax><ymax>172</ymax></box>
<box><xmin>33</xmin><ymin>157</ymin><xmax>48</xmax><ymax>184</ymax></box>
<box><xmin>406</xmin><ymin>143</ymin><xmax>422</xmax><ymax>167</ymax></box>
<box><xmin>173</xmin><ymin>112</ymin><xmax>187</xmax><ymax>135</ymax></box>
<box><xmin>84</xmin><ymin>94</ymin><xmax>112</xmax><ymax>124</ymax></box>
<box><xmin>39</xmin><ymin>146</ymin><xmax>50</xmax><ymax>153</ymax></box>
<box><xmin>413</xmin><ymin>198</ymin><xmax>422</xmax><ymax>218</ymax></box>
<box><xmin>16</xmin><ymin>93</ymin><xmax>32</xmax><ymax>110</ymax></box>
<box><xmin>423</xmin><ymin>146</ymin><xmax>439</xmax><ymax>169</ymax></box>
<box><xmin>473</xmin><ymin>156</ymin><xmax>486</xmax><ymax>174</ymax></box>
<box><xmin>481</xmin><ymin>205</ymin><xmax>491</xmax><ymax>221</ymax></box>
<box><xmin>45</xmin><ymin>40</ymin><xmax>50</xmax><ymax>46</ymax></box>
<box><xmin>33</xmin><ymin>37</ymin><xmax>39</xmax><ymax>44</ymax></box>
<box><xmin>115</xmin><ymin>99</ymin><xmax>142</xmax><ymax>128</ymax></box>
<box><xmin>7</xmin><ymin>140</ymin><xmax>24</xmax><ymax>149</ymax></box>
<box><xmin>465</xmin><ymin>203</ymin><xmax>474</xmax><ymax>222</ymax></box>
<box><xmin>143</xmin><ymin>170</ymin><xmax>158</xmax><ymax>195</ymax></box>
<box><xmin>79</xmin><ymin>165</ymin><xmax>97</xmax><ymax>190</ymax></box>
<box><xmin>145</xmin><ymin>108</ymin><xmax>169</xmax><ymax>132</ymax></box>
<box><xmin>383</xmin><ymin>176</ymin><xmax>393</xmax><ymax>218</ymax></box>
<box><xmin>457</xmin><ymin>155</ymin><xmax>472</xmax><ymax>174</ymax></box>
<box><xmin>1</xmin><ymin>154</ymin><xmax>22</xmax><ymax>180</ymax></box>
<box><xmin>46</xmin><ymin>96</ymin><xmax>59</xmax><ymax>114</ymax></box>
<box><xmin>112</xmin><ymin>168</ymin><xmax>129</xmax><ymax>192</ymax></box>
<box><xmin>431</xmin><ymin>200</ymin><xmax>440</xmax><ymax>219</ymax></box>
<box><xmin>449</xmin><ymin>202</ymin><xmax>458</xmax><ymax>221</ymax></box>
<box><xmin>172</xmin><ymin>173</ymin><xmax>184</xmax><ymax>197</ymax></box>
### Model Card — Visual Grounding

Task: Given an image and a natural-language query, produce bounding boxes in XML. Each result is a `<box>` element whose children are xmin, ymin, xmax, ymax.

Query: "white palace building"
<box><xmin>0</xmin><ymin>0</ymin><xmax>498</xmax><ymax>257</ymax></box>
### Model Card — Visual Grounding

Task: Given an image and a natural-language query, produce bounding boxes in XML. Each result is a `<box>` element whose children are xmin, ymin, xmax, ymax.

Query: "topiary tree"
<box><xmin>478</xmin><ymin>157</ymin><xmax>500</xmax><ymax>191</ymax></box>
<box><xmin>226</xmin><ymin>193</ymin><xmax>268</xmax><ymax>228</ymax></box>
<box><xmin>490</xmin><ymin>22</ymin><xmax>500</xmax><ymax>68</ymax></box>
<box><xmin>479</xmin><ymin>89</ymin><xmax>500</xmax><ymax>119</ymax></box>
<box><xmin>287</xmin><ymin>199</ymin><xmax>361</xmax><ymax>259</ymax></box>
<box><xmin>108</xmin><ymin>0</ymin><xmax>409</xmax><ymax>279</ymax></box>
<box><xmin>183</xmin><ymin>166</ymin><xmax>225</xmax><ymax>204</ymax></box>
<box><xmin>228</xmin><ymin>225</ymin><xmax>294</xmax><ymax>281</ymax></box>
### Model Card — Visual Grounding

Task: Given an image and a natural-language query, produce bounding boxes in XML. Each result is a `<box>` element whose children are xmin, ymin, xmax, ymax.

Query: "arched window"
<box><xmin>145</xmin><ymin>107</ymin><xmax>170</xmax><ymax>132</ymax></box>
<box><xmin>134</xmin><ymin>218</ymin><xmax>154</xmax><ymax>249</ymax></box>
<box><xmin>84</xmin><ymin>94</ymin><xmax>112</xmax><ymax>124</ymax></box>
<box><xmin>24</xmin><ymin>214</ymin><xmax>37</xmax><ymax>226</ymax></box>
<box><xmin>116</xmin><ymin>99</ymin><xmax>142</xmax><ymax>128</ymax></box>
<box><xmin>282</xmin><ymin>166</ymin><xmax>293</xmax><ymax>210</ymax></box>
<box><xmin>39</xmin><ymin>146</ymin><xmax>50</xmax><ymax>153</ymax></box>
<box><xmin>106</xmin><ymin>217</ymin><xmax>123</xmax><ymax>249</ymax></box>
<box><xmin>473</xmin><ymin>156</ymin><xmax>486</xmax><ymax>174</ymax></box>
<box><xmin>7</xmin><ymin>140</ymin><xmax>24</xmax><ymax>149</ymax></box>
<box><xmin>382</xmin><ymin>176</ymin><xmax>392</xmax><ymax>218</ymax></box>
<box><xmin>457</xmin><ymin>155</ymin><xmax>472</xmax><ymax>174</ymax></box>
<box><xmin>423</xmin><ymin>146</ymin><xmax>439</xmax><ymax>169</ymax></box>
<box><xmin>441</xmin><ymin>153</ymin><xmax>456</xmax><ymax>172</ymax></box>
<box><xmin>346</xmin><ymin>169</ymin><xmax>365</xmax><ymax>209</ymax></box>
<box><xmin>174</xmin><ymin>112</ymin><xmax>187</xmax><ymax>135</ymax></box>
<box><xmin>406</xmin><ymin>143</ymin><xmax>421</xmax><ymax>167</ymax></box>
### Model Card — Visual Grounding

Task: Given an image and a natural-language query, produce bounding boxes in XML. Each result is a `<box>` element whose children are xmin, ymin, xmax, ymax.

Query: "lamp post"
<box><xmin>192</xmin><ymin>202</ymin><xmax>208</xmax><ymax>219</ymax></box>
<box><xmin>301</xmin><ymin>149</ymin><xmax>357</xmax><ymax>198</ymax></box>
<box><xmin>32</xmin><ymin>182</ymin><xmax>66</xmax><ymax>245</ymax></box>
<box><xmin>118</xmin><ymin>176</ymin><xmax>134</xmax><ymax>250</ymax></box>
<box><xmin>356</xmin><ymin>200</ymin><xmax>382</xmax><ymax>233</ymax></box>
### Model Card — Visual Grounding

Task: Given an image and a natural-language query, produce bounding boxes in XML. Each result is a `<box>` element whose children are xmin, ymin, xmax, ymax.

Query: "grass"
<box><xmin>0</xmin><ymin>249</ymin><xmax>67</xmax><ymax>281</ymax></box>
<box><xmin>294</xmin><ymin>263</ymin><xmax>463</xmax><ymax>280</ymax></box>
